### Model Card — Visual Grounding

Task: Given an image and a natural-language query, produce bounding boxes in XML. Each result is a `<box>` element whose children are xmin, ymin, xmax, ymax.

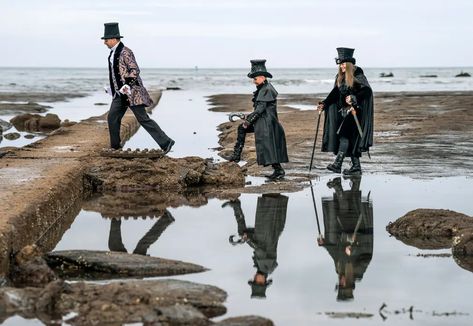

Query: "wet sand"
<box><xmin>210</xmin><ymin>91</ymin><xmax>473</xmax><ymax>178</ymax></box>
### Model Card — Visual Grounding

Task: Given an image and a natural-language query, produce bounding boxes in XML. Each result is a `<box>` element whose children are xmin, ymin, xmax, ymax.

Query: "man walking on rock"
<box><xmin>102</xmin><ymin>22</ymin><xmax>175</xmax><ymax>152</ymax></box>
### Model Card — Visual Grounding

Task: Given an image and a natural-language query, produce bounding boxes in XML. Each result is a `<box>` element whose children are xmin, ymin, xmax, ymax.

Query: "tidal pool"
<box><xmin>42</xmin><ymin>174</ymin><xmax>473</xmax><ymax>325</ymax></box>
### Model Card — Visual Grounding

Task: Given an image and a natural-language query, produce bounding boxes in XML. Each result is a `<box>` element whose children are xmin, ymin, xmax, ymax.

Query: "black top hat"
<box><xmin>101</xmin><ymin>22</ymin><xmax>123</xmax><ymax>40</ymax></box>
<box><xmin>247</xmin><ymin>59</ymin><xmax>273</xmax><ymax>78</ymax></box>
<box><xmin>335</xmin><ymin>47</ymin><xmax>356</xmax><ymax>65</ymax></box>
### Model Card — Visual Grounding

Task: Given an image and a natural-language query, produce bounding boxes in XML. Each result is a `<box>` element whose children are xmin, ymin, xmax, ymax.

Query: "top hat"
<box><xmin>335</xmin><ymin>47</ymin><xmax>356</xmax><ymax>65</ymax></box>
<box><xmin>101</xmin><ymin>22</ymin><xmax>123</xmax><ymax>40</ymax></box>
<box><xmin>247</xmin><ymin>59</ymin><xmax>273</xmax><ymax>78</ymax></box>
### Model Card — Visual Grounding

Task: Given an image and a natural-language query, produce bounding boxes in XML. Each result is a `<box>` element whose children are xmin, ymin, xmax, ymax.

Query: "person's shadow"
<box><xmin>319</xmin><ymin>176</ymin><xmax>373</xmax><ymax>301</ymax></box>
<box><xmin>223</xmin><ymin>193</ymin><xmax>288</xmax><ymax>299</ymax></box>
<box><xmin>108</xmin><ymin>209</ymin><xmax>175</xmax><ymax>255</ymax></box>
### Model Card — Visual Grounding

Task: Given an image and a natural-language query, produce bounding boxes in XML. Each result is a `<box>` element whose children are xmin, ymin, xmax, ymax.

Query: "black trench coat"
<box><xmin>321</xmin><ymin>67</ymin><xmax>374</xmax><ymax>157</ymax></box>
<box><xmin>251</xmin><ymin>82</ymin><xmax>289</xmax><ymax>166</ymax></box>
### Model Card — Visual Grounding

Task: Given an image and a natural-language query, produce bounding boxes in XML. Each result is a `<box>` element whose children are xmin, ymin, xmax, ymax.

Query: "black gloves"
<box><xmin>246</xmin><ymin>112</ymin><xmax>260</xmax><ymax>124</ymax></box>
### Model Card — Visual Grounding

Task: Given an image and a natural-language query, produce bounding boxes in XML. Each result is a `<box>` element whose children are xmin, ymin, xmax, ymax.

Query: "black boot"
<box><xmin>225</xmin><ymin>125</ymin><xmax>246</xmax><ymax>163</ymax></box>
<box><xmin>266</xmin><ymin>163</ymin><xmax>285</xmax><ymax>180</ymax></box>
<box><xmin>343</xmin><ymin>157</ymin><xmax>362</xmax><ymax>176</ymax></box>
<box><xmin>327</xmin><ymin>152</ymin><xmax>345</xmax><ymax>173</ymax></box>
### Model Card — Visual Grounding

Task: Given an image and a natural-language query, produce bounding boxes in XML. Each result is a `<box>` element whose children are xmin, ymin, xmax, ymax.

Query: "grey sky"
<box><xmin>1</xmin><ymin>0</ymin><xmax>472</xmax><ymax>68</ymax></box>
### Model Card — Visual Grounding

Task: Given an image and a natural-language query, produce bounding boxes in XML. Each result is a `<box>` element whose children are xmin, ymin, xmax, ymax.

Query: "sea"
<box><xmin>1</xmin><ymin>66</ymin><xmax>472</xmax><ymax>149</ymax></box>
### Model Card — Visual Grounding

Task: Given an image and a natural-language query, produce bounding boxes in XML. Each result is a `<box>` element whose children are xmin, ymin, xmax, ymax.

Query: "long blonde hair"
<box><xmin>337</xmin><ymin>62</ymin><xmax>357</xmax><ymax>88</ymax></box>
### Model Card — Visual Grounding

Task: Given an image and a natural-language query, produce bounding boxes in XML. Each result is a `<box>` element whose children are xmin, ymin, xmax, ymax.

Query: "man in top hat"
<box><xmin>102</xmin><ymin>22</ymin><xmax>175</xmax><ymax>152</ymax></box>
<box><xmin>317</xmin><ymin>48</ymin><xmax>374</xmax><ymax>175</ymax></box>
<box><xmin>224</xmin><ymin>59</ymin><xmax>288</xmax><ymax>180</ymax></box>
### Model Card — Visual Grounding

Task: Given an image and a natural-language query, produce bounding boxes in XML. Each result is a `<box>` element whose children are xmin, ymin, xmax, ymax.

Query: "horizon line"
<box><xmin>1</xmin><ymin>65</ymin><xmax>472</xmax><ymax>70</ymax></box>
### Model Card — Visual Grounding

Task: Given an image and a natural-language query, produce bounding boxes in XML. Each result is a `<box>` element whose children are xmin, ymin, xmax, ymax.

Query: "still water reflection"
<box><xmin>47</xmin><ymin>174</ymin><xmax>473</xmax><ymax>325</ymax></box>
<box><xmin>320</xmin><ymin>177</ymin><xmax>373</xmax><ymax>302</ymax></box>
<box><xmin>224</xmin><ymin>194</ymin><xmax>288</xmax><ymax>299</ymax></box>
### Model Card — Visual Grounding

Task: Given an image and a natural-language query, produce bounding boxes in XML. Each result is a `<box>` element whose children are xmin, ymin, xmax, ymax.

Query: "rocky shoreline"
<box><xmin>1</xmin><ymin>90</ymin><xmax>473</xmax><ymax>324</ymax></box>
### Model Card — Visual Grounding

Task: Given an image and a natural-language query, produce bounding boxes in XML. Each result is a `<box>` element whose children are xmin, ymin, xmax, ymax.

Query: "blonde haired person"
<box><xmin>317</xmin><ymin>48</ymin><xmax>374</xmax><ymax>175</ymax></box>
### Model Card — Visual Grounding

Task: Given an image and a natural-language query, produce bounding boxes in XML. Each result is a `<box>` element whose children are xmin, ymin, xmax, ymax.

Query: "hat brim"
<box><xmin>101</xmin><ymin>36</ymin><xmax>124</xmax><ymax>40</ymax></box>
<box><xmin>247</xmin><ymin>71</ymin><xmax>273</xmax><ymax>78</ymax></box>
<box><xmin>335</xmin><ymin>58</ymin><xmax>356</xmax><ymax>65</ymax></box>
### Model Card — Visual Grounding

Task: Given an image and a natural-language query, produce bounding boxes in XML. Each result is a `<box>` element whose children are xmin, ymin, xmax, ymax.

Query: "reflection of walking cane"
<box><xmin>310</xmin><ymin>180</ymin><xmax>324</xmax><ymax>245</ymax></box>
<box><xmin>309</xmin><ymin>111</ymin><xmax>322</xmax><ymax>172</ymax></box>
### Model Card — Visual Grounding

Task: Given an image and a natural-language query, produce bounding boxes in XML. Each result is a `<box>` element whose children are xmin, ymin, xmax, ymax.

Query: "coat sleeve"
<box><xmin>122</xmin><ymin>49</ymin><xmax>141</xmax><ymax>86</ymax></box>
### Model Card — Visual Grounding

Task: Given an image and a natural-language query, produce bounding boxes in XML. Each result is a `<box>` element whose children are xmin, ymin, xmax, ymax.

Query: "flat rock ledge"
<box><xmin>85</xmin><ymin>156</ymin><xmax>245</xmax><ymax>192</ymax></box>
<box><xmin>0</xmin><ymin>279</ymin><xmax>227</xmax><ymax>325</ymax></box>
<box><xmin>45</xmin><ymin>250</ymin><xmax>207</xmax><ymax>280</ymax></box>
<box><xmin>387</xmin><ymin>209</ymin><xmax>473</xmax><ymax>272</ymax></box>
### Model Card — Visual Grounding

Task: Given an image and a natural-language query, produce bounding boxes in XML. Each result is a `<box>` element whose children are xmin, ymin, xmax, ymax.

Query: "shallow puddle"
<box><xmin>7</xmin><ymin>175</ymin><xmax>464</xmax><ymax>325</ymax></box>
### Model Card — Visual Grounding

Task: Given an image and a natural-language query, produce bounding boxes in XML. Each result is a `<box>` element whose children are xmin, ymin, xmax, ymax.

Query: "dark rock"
<box><xmin>45</xmin><ymin>250</ymin><xmax>207</xmax><ymax>279</ymax></box>
<box><xmin>94</xmin><ymin>102</ymin><xmax>108</xmax><ymax>106</ymax></box>
<box><xmin>0</xmin><ymin>119</ymin><xmax>12</xmax><ymax>133</ymax></box>
<box><xmin>455</xmin><ymin>71</ymin><xmax>471</xmax><ymax>77</ymax></box>
<box><xmin>0</xmin><ymin>279</ymin><xmax>227</xmax><ymax>325</ymax></box>
<box><xmin>216</xmin><ymin>315</ymin><xmax>274</xmax><ymax>326</ymax></box>
<box><xmin>420</xmin><ymin>74</ymin><xmax>438</xmax><ymax>78</ymax></box>
<box><xmin>24</xmin><ymin>134</ymin><xmax>36</xmax><ymax>139</ymax></box>
<box><xmin>0</xmin><ymin>101</ymin><xmax>51</xmax><ymax>115</ymax></box>
<box><xmin>85</xmin><ymin>156</ymin><xmax>245</xmax><ymax>192</ymax></box>
<box><xmin>166</xmin><ymin>87</ymin><xmax>182</xmax><ymax>90</ymax></box>
<box><xmin>10</xmin><ymin>113</ymin><xmax>61</xmax><ymax>132</ymax></box>
<box><xmin>9</xmin><ymin>245</ymin><xmax>57</xmax><ymax>288</ymax></box>
<box><xmin>3</xmin><ymin>132</ymin><xmax>21</xmax><ymax>141</ymax></box>
<box><xmin>386</xmin><ymin>209</ymin><xmax>472</xmax><ymax>239</ymax></box>
<box><xmin>380</xmin><ymin>72</ymin><xmax>394</xmax><ymax>78</ymax></box>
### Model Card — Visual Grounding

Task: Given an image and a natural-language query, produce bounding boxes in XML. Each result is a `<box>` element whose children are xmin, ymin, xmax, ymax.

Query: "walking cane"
<box><xmin>310</xmin><ymin>180</ymin><xmax>324</xmax><ymax>245</ymax></box>
<box><xmin>309</xmin><ymin>111</ymin><xmax>322</xmax><ymax>172</ymax></box>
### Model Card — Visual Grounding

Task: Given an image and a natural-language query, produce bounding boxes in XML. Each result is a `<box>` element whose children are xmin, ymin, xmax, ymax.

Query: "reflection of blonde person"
<box><xmin>102</xmin><ymin>22</ymin><xmax>175</xmax><ymax>153</ymax></box>
<box><xmin>321</xmin><ymin>176</ymin><xmax>373</xmax><ymax>301</ymax></box>
<box><xmin>225</xmin><ymin>60</ymin><xmax>288</xmax><ymax>180</ymax></box>
<box><xmin>317</xmin><ymin>48</ymin><xmax>374</xmax><ymax>175</ymax></box>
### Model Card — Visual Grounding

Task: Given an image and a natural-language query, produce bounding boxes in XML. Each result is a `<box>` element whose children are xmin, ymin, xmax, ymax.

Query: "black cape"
<box><xmin>252</xmin><ymin>82</ymin><xmax>289</xmax><ymax>166</ymax></box>
<box><xmin>321</xmin><ymin>67</ymin><xmax>374</xmax><ymax>157</ymax></box>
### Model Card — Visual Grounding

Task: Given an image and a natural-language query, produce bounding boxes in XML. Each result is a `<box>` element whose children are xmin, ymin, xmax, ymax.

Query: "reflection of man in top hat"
<box><xmin>223</xmin><ymin>193</ymin><xmax>288</xmax><ymax>298</ymax></box>
<box><xmin>101</xmin><ymin>22</ymin><xmax>175</xmax><ymax>152</ymax></box>
<box><xmin>224</xmin><ymin>59</ymin><xmax>288</xmax><ymax>180</ymax></box>
<box><xmin>108</xmin><ymin>209</ymin><xmax>175</xmax><ymax>255</ymax></box>
<box><xmin>320</xmin><ymin>176</ymin><xmax>373</xmax><ymax>301</ymax></box>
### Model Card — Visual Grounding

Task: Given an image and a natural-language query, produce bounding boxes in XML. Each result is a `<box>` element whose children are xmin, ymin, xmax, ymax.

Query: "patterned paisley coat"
<box><xmin>108</xmin><ymin>42</ymin><xmax>153</xmax><ymax>107</ymax></box>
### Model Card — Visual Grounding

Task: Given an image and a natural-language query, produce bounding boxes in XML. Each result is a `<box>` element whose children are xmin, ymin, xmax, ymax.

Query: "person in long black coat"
<box><xmin>317</xmin><ymin>48</ymin><xmax>374</xmax><ymax>175</ymax></box>
<box><xmin>320</xmin><ymin>176</ymin><xmax>373</xmax><ymax>301</ymax></box>
<box><xmin>226</xmin><ymin>59</ymin><xmax>289</xmax><ymax>180</ymax></box>
<box><xmin>223</xmin><ymin>193</ymin><xmax>288</xmax><ymax>298</ymax></box>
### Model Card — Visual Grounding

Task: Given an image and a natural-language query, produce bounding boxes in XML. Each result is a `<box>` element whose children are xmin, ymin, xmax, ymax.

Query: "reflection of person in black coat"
<box><xmin>223</xmin><ymin>194</ymin><xmax>288</xmax><ymax>298</ymax></box>
<box><xmin>320</xmin><ymin>177</ymin><xmax>373</xmax><ymax>301</ymax></box>
<box><xmin>317</xmin><ymin>48</ymin><xmax>374</xmax><ymax>176</ymax></box>
<box><xmin>225</xmin><ymin>60</ymin><xmax>289</xmax><ymax>180</ymax></box>
<box><xmin>108</xmin><ymin>209</ymin><xmax>174</xmax><ymax>255</ymax></box>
